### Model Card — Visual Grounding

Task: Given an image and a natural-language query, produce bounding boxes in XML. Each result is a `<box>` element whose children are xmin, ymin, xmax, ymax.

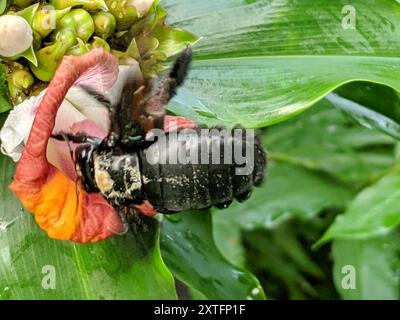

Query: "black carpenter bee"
<box><xmin>51</xmin><ymin>48</ymin><xmax>267</xmax><ymax>219</ymax></box>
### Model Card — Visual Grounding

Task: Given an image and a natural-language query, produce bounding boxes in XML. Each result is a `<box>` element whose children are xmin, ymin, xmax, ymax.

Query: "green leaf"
<box><xmin>0</xmin><ymin>65</ymin><xmax>11</xmax><ymax>113</ymax></box>
<box><xmin>164</xmin><ymin>0</ymin><xmax>400</xmax><ymax>128</ymax></box>
<box><xmin>220</xmin><ymin>161</ymin><xmax>354</xmax><ymax>232</ymax></box>
<box><xmin>243</xmin><ymin>227</ymin><xmax>328</xmax><ymax>300</ymax></box>
<box><xmin>160</xmin><ymin>211</ymin><xmax>265</xmax><ymax>300</ymax></box>
<box><xmin>266</xmin><ymin>100</ymin><xmax>396</xmax><ymax>188</ymax></box>
<box><xmin>0</xmin><ymin>148</ymin><xmax>177</xmax><ymax>300</ymax></box>
<box><xmin>327</xmin><ymin>91</ymin><xmax>400</xmax><ymax>141</ymax></box>
<box><xmin>332</xmin><ymin>231</ymin><xmax>400</xmax><ymax>300</ymax></box>
<box><xmin>334</xmin><ymin>82</ymin><xmax>400</xmax><ymax>125</ymax></box>
<box><xmin>318</xmin><ymin>172</ymin><xmax>400</xmax><ymax>245</ymax></box>
<box><xmin>212</xmin><ymin>215</ymin><xmax>246</xmax><ymax>268</ymax></box>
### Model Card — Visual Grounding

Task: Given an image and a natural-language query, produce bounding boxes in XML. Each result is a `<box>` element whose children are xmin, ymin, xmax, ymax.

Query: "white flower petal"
<box><xmin>65</xmin><ymin>87</ymin><xmax>110</xmax><ymax>133</ymax></box>
<box><xmin>0</xmin><ymin>92</ymin><xmax>43</xmax><ymax>161</ymax></box>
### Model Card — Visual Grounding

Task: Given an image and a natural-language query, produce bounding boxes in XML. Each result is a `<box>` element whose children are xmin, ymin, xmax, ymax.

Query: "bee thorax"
<box><xmin>93</xmin><ymin>152</ymin><xmax>143</xmax><ymax>206</ymax></box>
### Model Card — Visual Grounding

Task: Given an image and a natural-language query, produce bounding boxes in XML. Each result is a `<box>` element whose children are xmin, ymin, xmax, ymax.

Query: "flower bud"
<box><xmin>57</xmin><ymin>8</ymin><xmax>95</xmax><ymax>42</ymax></box>
<box><xmin>12</xmin><ymin>69</ymin><xmax>35</xmax><ymax>90</ymax></box>
<box><xmin>129</xmin><ymin>0</ymin><xmax>154</xmax><ymax>17</ymax></box>
<box><xmin>89</xmin><ymin>37</ymin><xmax>111</xmax><ymax>52</ymax></box>
<box><xmin>32</xmin><ymin>5</ymin><xmax>71</xmax><ymax>38</ymax></box>
<box><xmin>0</xmin><ymin>15</ymin><xmax>33</xmax><ymax>58</ymax></box>
<box><xmin>50</xmin><ymin>0</ymin><xmax>108</xmax><ymax>11</ymax></box>
<box><xmin>66</xmin><ymin>38</ymin><xmax>90</xmax><ymax>56</ymax></box>
<box><xmin>13</xmin><ymin>0</ymin><xmax>35</xmax><ymax>8</ymax></box>
<box><xmin>93</xmin><ymin>11</ymin><xmax>116</xmax><ymax>40</ymax></box>
<box><xmin>5</xmin><ymin>62</ymin><xmax>34</xmax><ymax>105</ymax></box>
<box><xmin>30</xmin><ymin>29</ymin><xmax>77</xmax><ymax>81</ymax></box>
<box><xmin>106</xmin><ymin>0</ymin><xmax>155</xmax><ymax>31</ymax></box>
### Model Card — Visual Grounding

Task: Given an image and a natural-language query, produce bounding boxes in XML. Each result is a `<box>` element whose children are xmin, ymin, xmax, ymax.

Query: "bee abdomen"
<box><xmin>140</xmin><ymin>128</ymin><xmax>267</xmax><ymax>213</ymax></box>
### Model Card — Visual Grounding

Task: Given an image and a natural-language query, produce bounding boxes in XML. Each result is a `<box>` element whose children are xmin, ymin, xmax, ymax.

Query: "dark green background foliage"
<box><xmin>1</xmin><ymin>0</ymin><xmax>400</xmax><ymax>300</ymax></box>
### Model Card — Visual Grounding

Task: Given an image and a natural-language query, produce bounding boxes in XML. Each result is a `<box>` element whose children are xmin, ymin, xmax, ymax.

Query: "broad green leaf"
<box><xmin>327</xmin><ymin>91</ymin><xmax>400</xmax><ymax>140</ymax></box>
<box><xmin>266</xmin><ymin>100</ymin><xmax>395</xmax><ymax>188</ymax></box>
<box><xmin>160</xmin><ymin>211</ymin><xmax>265</xmax><ymax>300</ymax></box>
<box><xmin>213</xmin><ymin>215</ymin><xmax>337</xmax><ymax>299</ymax></box>
<box><xmin>213</xmin><ymin>101</ymin><xmax>396</xmax><ymax>298</ymax></box>
<box><xmin>263</xmin><ymin>224</ymin><xmax>324</xmax><ymax>280</ymax></box>
<box><xmin>219</xmin><ymin>161</ymin><xmax>354</xmax><ymax>232</ymax></box>
<box><xmin>243</xmin><ymin>225</ymin><xmax>334</xmax><ymax>299</ymax></box>
<box><xmin>212</xmin><ymin>161</ymin><xmax>342</xmax><ymax>298</ymax></box>
<box><xmin>334</xmin><ymin>82</ymin><xmax>400</xmax><ymax>125</ymax></box>
<box><xmin>332</xmin><ymin>231</ymin><xmax>400</xmax><ymax>300</ymax></box>
<box><xmin>0</xmin><ymin>65</ymin><xmax>11</xmax><ymax>113</ymax></box>
<box><xmin>0</xmin><ymin>147</ymin><xmax>177</xmax><ymax>300</ymax></box>
<box><xmin>164</xmin><ymin>0</ymin><xmax>400</xmax><ymax>128</ymax></box>
<box><xmin>212</xmin><ymin>215</ymin><xmax>246</xmax><ymax>268</ymax></box>
<box><xmin>318</xmin><ymin>173</ymin><xmax>400</xmax><ymax>245</ymax></box>
<box><xmin>218</xmin><ymin>155</ymin><xmax>353</xmax><ymax>230</ymax></box>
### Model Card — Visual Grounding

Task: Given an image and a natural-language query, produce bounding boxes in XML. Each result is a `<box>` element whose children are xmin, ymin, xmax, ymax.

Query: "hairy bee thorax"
<box><xmin>93</xmin><ymin>152</ymin><xmax>143</xmax><ymax>207</ymax></box>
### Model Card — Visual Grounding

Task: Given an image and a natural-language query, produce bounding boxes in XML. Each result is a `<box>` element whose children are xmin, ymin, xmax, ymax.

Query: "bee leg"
<box><xmin>123</xmin><ymin>206</ymin><xmax>153</xmax><ymax>233</ymax></box>
<box><xmin>168</xmin><ymin>46</ymin><xmax>193</xmax><ymax>99</ymax></box>
<box><xmin>151</xmin><ymin>46</ymin><xmax>192</xmax><ymax>105</ymax></box>
<box><xmin>51</xmin><ymin>132</ymin><xmax>102</xmax><ymax>145</ymax></box>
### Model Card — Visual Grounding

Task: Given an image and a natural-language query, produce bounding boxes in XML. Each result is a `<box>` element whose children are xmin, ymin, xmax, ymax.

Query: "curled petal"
<box><xmin>73</xmin><ymin>49</ymin><xmax>120</xmax><ymax>92</ymax></box>
<box><xmin>10</xmin><ymin>49</ymin><xmax>122</xmax><ymax>243</ymax></box>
